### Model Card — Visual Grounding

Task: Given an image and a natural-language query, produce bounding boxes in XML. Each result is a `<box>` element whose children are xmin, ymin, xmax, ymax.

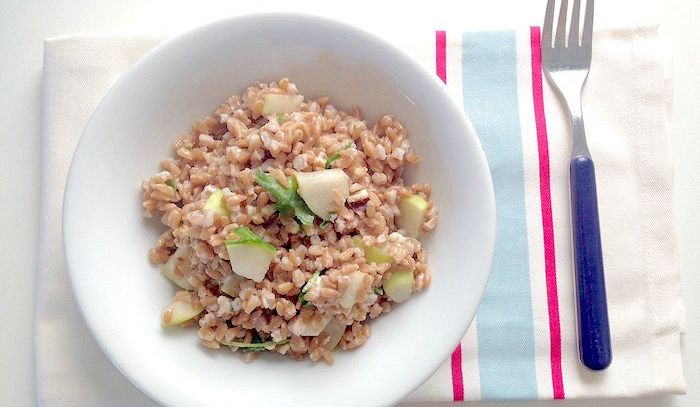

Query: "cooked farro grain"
<box><xmin>143</xmin><ymin>78</ymin><xmax>437</xmax><ymax>364</ymax></box>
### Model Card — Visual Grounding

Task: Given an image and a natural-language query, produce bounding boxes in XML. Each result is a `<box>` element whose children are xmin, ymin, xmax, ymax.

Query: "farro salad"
<box><xmin>142</xmin><ymin>78</ymin><xmax>437</xmax><ymax>363</ymax></box>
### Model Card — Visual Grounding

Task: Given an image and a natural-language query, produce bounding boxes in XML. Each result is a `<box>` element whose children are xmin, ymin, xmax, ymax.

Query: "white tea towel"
<box><xmin>36</xmin><ymin>27</ymin><xmax>684</xmax><ymax>406</ymax></box>
<box><xmin>37</xmin><ymin>36</ymin><xmax>163</xmax><ymax>406</ymax></box>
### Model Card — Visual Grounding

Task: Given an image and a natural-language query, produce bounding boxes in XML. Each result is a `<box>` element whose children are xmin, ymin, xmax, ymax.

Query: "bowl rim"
<box><xmin>63</xmin><ymin>11</ymin><xmax>495</xmax><ymax>407</ymax></box>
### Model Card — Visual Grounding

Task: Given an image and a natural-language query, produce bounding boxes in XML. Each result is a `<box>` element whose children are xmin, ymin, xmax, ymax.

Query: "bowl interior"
<box><xmin>64</xmin><ymin>14</ymin><xmax>495</xmax><ymax>407</ymax></box>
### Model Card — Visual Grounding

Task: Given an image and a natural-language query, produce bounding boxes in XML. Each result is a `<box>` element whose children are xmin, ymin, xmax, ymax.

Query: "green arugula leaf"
<box><xmin>289</xmin><ymin>178</ymin><xmax>315</xmax><ymax>226</ymax></box>
<box><xmin>325</xmin><ymin>142</ymin><xmax>354</xmax><ymax>169</ymax></box>
<box><xmin>373</xmin><ymin>286</ymin><xmax>384</xmax><ymax>295</ymax></box>
<box><xmin>254</xmin><ymin>169</ymin><xmax>293</xmax><ymax>216</ymax></box>
<box><xmin>254</xmin><ymin>169</ymin><xmax>315</xmax><ymax>225</ymax></box>
<box><xmin>233</xmin><ymin>226</ymin><xmax>260</xmax><ymax>241</ymax></box>
<box><xmin>225</xmin><ymin>226</ymin><xmax>276</xmax><ymax>252</ymax></box>
<box><xmin>165</xmin><ymin>179</ymin><xmax>177</xmax><ymax>190</ymax></box>
<box><xmin>222</xmin><ymin>338</ymin><xmax>289</xmax><ymax>351</ymax></box>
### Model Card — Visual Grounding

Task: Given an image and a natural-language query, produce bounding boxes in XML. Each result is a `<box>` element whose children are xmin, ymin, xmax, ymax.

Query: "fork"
<box><xmin>542</xmin><ymin>0</ymin><xmax>612</xmax><ymax>370</ymax></box>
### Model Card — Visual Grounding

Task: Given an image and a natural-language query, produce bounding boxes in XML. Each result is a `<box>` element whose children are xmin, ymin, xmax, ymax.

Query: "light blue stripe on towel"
<box><xmin>461</xmin><ymin>30</ymin><xmax>539</xmax><ymax>399</ymax></box>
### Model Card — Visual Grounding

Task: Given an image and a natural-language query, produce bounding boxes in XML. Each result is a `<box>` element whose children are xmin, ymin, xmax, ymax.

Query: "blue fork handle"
<box><xmin>570</xmin><ymin>155</ymin><xmax>612</xmax><ymax>370</ymax></box>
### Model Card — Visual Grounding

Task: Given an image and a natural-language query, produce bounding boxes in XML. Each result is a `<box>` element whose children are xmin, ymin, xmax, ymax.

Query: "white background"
<box><xmin>0</xmin><ymin>0</ymin><xmax>697</xmax><ymax>406</ymax></box>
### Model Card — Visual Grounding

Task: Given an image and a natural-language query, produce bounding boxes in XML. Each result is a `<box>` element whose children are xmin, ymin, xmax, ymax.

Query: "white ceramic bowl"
<box><xmin>64</xmin><ymin>13</ymin><xmax>495</xmax><ymax>407</ymax></box>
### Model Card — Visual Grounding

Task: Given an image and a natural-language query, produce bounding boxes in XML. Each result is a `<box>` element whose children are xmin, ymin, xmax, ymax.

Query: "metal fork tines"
<box><xmin>543</xmin><ymin>0</ymin><xmax>594</xmax><ymax>157</ymax></box>
<box><xmin>542</xmin><ymin>0</ymin><xmax>613</xmax><ymax>371</ymax></box>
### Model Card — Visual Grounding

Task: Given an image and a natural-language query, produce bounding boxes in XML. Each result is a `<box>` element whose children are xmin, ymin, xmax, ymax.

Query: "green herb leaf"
<box><xmin>233</xmin><ymin>226</ymin><xmax>260</xmax><ymax>241</ymax></box>
<box><xmin>222</xmin><ymin>338</ymin><xmax>289</xmax><ymax>351</ymax></box>
<box><xmin>325</xmin><ymin>142</ymin><xmax>354</xmax><ymax>169</ymax></box>
<box><xmin>165</xmin><ymin>179</ymin><xmax>177</xmax><ymax>190</ymax></box>
<box><xmin>225</xmin><ymin>226</ymin><xmax>276</xmax><ymax>252</ymax></box>
<box><xmin>319</xmin><ymin>220</ymin><xmax>330</xmax><ymax>229</ymax></box>
<box><xmin>277</xmin><ymin>114</ymin><xmax>285</xmax><ymax>125</ymax></box>
<box><xmin>286</xmin><ymin>177</ymin><xmax>315</xmax><ymax>226</ymax></box>
<box><xmin>299</xmin><ymin>270</ymin><xmax>321</xmax><ymax>307</ymax></box>
<box><xmin>254</xmin><ymin>169</ymin><xmax>315</xmax><ymax>225</ymax></box>
<box><xmin>254</xmin><ymin>169</ymin><xmax>294</xmax><ymax>216</ymax></box>
<box><xmin>302</xmin><ymin>271</ymin><xmax>320</xmax><ymax>294</ymax></box>
<box><xmin>294</xmin><ymin>209</ymin><xmax>315</xmax><ymax>227</ymax></box>
<box><xmin>373</xmin><ymin>286</ymin><xmax>384</xmax><ymax>296</ymax></box>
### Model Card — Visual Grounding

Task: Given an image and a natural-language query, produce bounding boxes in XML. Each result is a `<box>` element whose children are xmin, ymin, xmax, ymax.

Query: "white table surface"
<box><xmin>1</xmin><ymin>0</ymin><xmax>697</xmax><ymax>406</ymax></box>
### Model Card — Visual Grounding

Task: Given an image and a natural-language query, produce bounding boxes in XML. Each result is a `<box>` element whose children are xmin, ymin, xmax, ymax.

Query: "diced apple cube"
<box><xmin>398</xmin><ymin>195</ymin><xmax>429</xmax><ymax>238</ymax></box>
<box><xmin>160</xmin><ymin>246</ymin><xmax>194</xmax><ymax>290</ymax></box>
<box><xmin>262</xmin><ymin>94</ymin><xmax>304</xmax><ymax>115</ymax></box>
<box><xmin>295</xmin><ymin>169</ymin><xmax>350</xmax><ymax>220</ymax></box>
<box><xmin>352</xmin><ymin>236</ymin><xmax>393</xmax><ymax>264</ymax></box>
<box><xmin>220</xmin><ymin>274</ymin><xmax>245</xmax><ymax>297</ymax></box>
<box><xmin>203</xmin><ymin>188</ymin><xmax>228</xmax><ymax>217</ymax></box>
<box><xmin>338</xmin><ymin>271</ymin><xmax>367</xmax><ymax>309</ymax></box>
<box><xmin>288</xmin><ymin>313</ymin><xmax>332</xmax><ymax>336</ymax></box>
<box><xmin>322</xmin><ymin>320</ymin><xmax>347</xmax><ymax>351</ymax></box>
<box><xmin>162</xmin><ymin>291</ymin><xmax>204</xmax><ymax>326</ymax></box>
<box><xmin>383</xmin><ymin>270</ymin><xmax>414</xmax><ymax>303</ymax></box>
<box><xmin>226</xmin><ymin>242</ymin><xmax>275</xmax><ymax>283</ymax></box>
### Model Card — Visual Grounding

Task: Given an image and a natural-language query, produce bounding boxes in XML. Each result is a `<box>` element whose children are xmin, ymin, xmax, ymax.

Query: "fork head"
<box><xmin>542</xmin><ymin>0</ymin><xmax>594</xmax><ymax>73</ymax></box>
